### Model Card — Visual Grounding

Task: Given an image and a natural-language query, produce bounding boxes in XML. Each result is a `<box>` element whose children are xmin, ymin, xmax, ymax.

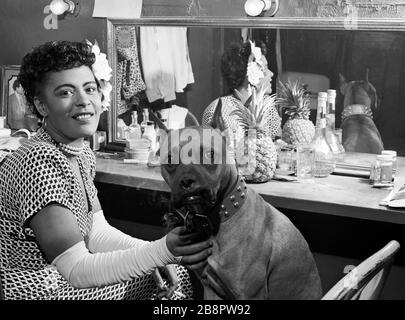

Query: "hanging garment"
<box><xmin>116</xmin><ymin>26</ymin><xmax>146</xmax><ymax>115</ymax></box>
<box><xmin>140</xmin><ymin>27</ymin><xmax>194</xmax><ymax>103</ymax></box>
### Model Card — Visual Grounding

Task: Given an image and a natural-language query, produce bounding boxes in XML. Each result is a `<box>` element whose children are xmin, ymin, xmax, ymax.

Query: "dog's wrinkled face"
<box><xmin>160</xmin><ymin>125</ymin><xmax>236</xmax><ymax>211</ymax></box>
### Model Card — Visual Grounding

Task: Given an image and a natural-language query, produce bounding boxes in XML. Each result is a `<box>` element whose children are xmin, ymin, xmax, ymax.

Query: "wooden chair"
<box><xmin>278</xmin><ymin>71</ymin><xmax>330</xmax><ymax>110</ymax></box>
<box><xmin>0</xmin><ymin>269</ymin><xmax>4</xmax><ymax>300</ymax></box>
<box><xmin>185</xmin><ymin>110</ymin><xmax>200</xmax><ymax>127</ymax></box>
<box><xmin>322</xmin><ymin>240</ymin><xmax>400</xmax><ymax>300</ymax></box>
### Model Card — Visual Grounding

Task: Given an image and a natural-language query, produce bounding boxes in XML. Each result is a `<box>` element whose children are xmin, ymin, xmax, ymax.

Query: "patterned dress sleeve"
<box><xmin>81</xmin><ymin>145</ymin><xmax>98</xmax><ymax>208</ymax></box>
<box><xmin>264</xmin><ymin>95</ymin><xmax>282</xmax><ymax>140</ymax></box>
<box><xmin>202</xmin><ymin>98</ymin><xmax>220</xmax><ymax>126</ymax></box>
<box><xmin>202</xmin><ymin>97</ymin><xmax>235</xmax><ymax>131</ymax></box>
<box><xmin>15</xmin><ymin>144</ymin><xmax>75</xmax><ymax>226</ymax></box>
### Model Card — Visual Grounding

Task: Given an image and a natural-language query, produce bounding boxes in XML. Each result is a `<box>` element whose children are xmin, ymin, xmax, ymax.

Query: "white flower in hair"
<box><xmin>247</xmin><ymin>62</ymin><xmax>265</xmax><ymax>87</ymax></box>
<box><xmin>86</xmin><ymin>40</ymin><xmax>113</xmax><ymax>112</ymax></box>
<box><xmin>246</xmin><ymin>41</ymin><xmax>265</xmax><ymax>87</ymax></box>
<box><xmin>250</xmin><ymin>40</ymin><xmax>263</xmax><ymax>66</ymax></box>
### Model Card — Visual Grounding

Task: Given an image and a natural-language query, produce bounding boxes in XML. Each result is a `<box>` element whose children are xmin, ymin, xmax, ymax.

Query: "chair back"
<box><xmin>0</xmin><ymin>268</ymin><xmax>4</xmax><ymax>300</ymax></box>
<box><xmin>278</xmin><ymin>71</ymin><xmax>330</xmax><ymax>110</ymax></box>
<box><xmin>322</xmin><ymin>240</ymin><xmax>400</xmax><ymax>300</ymax></box>
<box><xmin>185</xmin><ymin>110</ymin><xmax>200</xmax><ymax>127</ymax></box>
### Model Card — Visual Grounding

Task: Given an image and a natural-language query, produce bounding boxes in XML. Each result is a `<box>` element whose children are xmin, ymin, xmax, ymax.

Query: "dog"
<box><xmin>158</xmin><ymin>101</ymin><xmax>322</xmax><ymax>300</ymax></box>
<box><xmin>339</xmin><ymin>70</ymin><xmax>384</xmax><ymax>154</ymax></box>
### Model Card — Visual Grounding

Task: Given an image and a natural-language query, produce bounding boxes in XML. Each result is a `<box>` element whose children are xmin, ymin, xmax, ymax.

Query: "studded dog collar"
<box><xmin>341</xmin><ymin>104</ymin><xmax>373</xmax><ymax>122</ymax></box>
<box><xmin>217</xmin><ymin>176</ymin><xmax>248</xmax><ymax>222</ymax></box>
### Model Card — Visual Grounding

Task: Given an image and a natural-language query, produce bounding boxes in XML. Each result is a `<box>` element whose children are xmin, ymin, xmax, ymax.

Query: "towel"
<box><xmin>160</xmin><ymin>106</ymin><xmax>189</xmax><ymax>130</ymax></box>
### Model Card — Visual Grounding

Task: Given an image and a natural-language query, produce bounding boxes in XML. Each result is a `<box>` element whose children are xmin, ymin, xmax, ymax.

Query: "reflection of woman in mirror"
<box><xmin>202</xmin><ymin>41</ymin><xmax>281</xmax><ymax>140</ymax></box>
<box><xmin>0</xmin><ymin>40</ymin><xmax>210</xmax><ymax>300</ymax></box>
<box><xmin>7</xmin><ymin>79</ymin><xmax>27</xmax><ymax>130</ymax></box>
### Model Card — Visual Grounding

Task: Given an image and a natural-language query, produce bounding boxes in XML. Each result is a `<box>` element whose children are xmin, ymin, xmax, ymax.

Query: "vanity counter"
<box><xmin>95</xmin><ymin>153</ymin><xmax>405</xmax><ymax>225</ymax></box>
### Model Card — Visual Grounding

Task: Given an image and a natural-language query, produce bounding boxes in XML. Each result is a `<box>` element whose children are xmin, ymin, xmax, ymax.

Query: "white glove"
<box><xmin>51</xmin><ymin>210</ymin><xmax>179</xmax><ymax>289</ymax></box>
<box><xmin>87</xmin><ymin>210</ymin><xmax>149</xmax><ymax>253</ymax></box>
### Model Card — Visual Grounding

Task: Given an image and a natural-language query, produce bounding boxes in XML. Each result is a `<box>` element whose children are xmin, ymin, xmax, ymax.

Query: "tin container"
<box><xmin>381</xmin><ymin>150</ymin><xmax>397</xmax><ymax>179</ymax></box>
<box><xmin>371</xmin><ymin>155</ymin><xmax>393</xmax><ymax>185</ymax></box>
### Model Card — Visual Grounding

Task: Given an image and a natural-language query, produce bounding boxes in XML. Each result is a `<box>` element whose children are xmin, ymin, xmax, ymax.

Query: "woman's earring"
<box><xmin>34</xmin><ymin>99</ymin><xmax>48</xmax><ymax>121</ymax></box>
<box><xmin>42</xmin><ymin>116</ymin><xmax>47</xmax><ymax>129</ymax></box>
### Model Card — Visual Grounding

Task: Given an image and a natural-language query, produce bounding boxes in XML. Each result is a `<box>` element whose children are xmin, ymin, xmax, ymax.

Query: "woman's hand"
<box><xmin>153</xmin><ymin>265</ymin><xmax>180</xmax><ymax>299</ymax></box>
<box><xmin>166</xmin><ymin>226</ymin><xmax>213</xmax><ymax>271</ymax></box>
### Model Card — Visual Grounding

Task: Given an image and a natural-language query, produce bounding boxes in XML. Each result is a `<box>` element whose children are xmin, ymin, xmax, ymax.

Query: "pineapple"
<box><xmin>277</xmin><ymin>80</ymin><xmax>315</xmax><ymax>145</ymax></box>
<box><xmin>231</xmin><ymin>87</ymin><xmax>278</xmax><ymax>183</ymax></box>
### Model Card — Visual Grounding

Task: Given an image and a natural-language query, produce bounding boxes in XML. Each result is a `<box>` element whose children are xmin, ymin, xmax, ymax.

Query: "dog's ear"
<box><xmin>209</xmin><ymin>99</ymin><xmax>227</xmax><ymax>132</ymax></box>
<box><xmin>339</xmin><ymin>73</ymin><xmax>347</xmax><ymax>95</ymax></box>
<box><xmin>365</xmin><ymin>68</ymin><xmax>370</xmax><ymax>83</ymax></box>
<box><xmin>363</xmin><ymin>69</ymin><xmax>378</xmax><ymax>109</ymax></box>
<box><xmin>368</xmin><ymin>81</ymin><xmax>378</xmax><ymax>110</ymax></box>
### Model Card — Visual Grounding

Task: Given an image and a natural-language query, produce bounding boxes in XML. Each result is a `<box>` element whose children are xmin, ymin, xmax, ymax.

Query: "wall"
<box><xmin>187</xmin><ymin>28</ymin><xmax>242</xmax><ymax>122</ymax></box>
<box><xmin>0</xmin><ymin>0</ymin><xmax>107</xmax><ymax>66</ymax></box>
<box><xmin>186</xmin><ymin>28</ymin><xmax>223</xmax><ymax>122</ymax></box>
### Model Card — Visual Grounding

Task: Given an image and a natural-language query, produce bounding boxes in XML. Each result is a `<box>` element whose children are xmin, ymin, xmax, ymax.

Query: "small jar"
<box><xmin>375</xmin><ymin>155</ymin><xmax>393</xmax><ymax>184</ymax></box>
<box><xmin>381</xmin><ymin>150</ymin><xmax>397</xmax><ymax>179</ymax></box>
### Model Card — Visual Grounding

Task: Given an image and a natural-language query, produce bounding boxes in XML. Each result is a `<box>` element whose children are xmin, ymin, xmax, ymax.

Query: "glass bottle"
<box><xmin>375</xmin><ymin>155</ymin><xmax>393</xmax><ymax>184</ymax></box>
<box><xmin>127</xmin><ymin>111</ymin><xmax>141</xmax><ymax>140</ymax></box>
<box><xmin>325</xmin><ymin>89</ymin><xmax>345</xmax><ymax>159</ymax></box>
<box><xmin>327</xmin><ymin>90</ymin><xmax>336</xmax><ymax>130</ymax></box>
<box><xmin>141</xmin><ymin>108</ymin><xmax>150</xmax><ymax>134</ymax></box>
<box><xmin>117</xmin><ymin>119</ymin><xmax>127</xmax><ymax>140</ymax></box>
<box><xmin>142</xmin><ymin>121</ymin><xmax>157</xmax><ymax>152</ymax></box>
<box><xmin>311</xmin><ymin>92</ymin><xmax>336</xmax><ymax>177</ymax></box>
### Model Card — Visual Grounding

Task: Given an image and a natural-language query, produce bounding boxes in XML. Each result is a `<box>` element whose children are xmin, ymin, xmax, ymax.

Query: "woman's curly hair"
<box><xmin>221</xmin><ymin>42</ymin><xmax>252</xmax><ymax>92</ymax></box>
<box><xmin>18</xmin><ymin>40</ymin><xmax>96</xmax><ymax>118</ymax></box>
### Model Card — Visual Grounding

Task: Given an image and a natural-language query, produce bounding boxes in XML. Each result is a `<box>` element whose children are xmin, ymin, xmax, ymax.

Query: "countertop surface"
<box><xmin>95</xmin><ymin>152</ymin><xmax>405</xmax><ymax>225</ymax></box>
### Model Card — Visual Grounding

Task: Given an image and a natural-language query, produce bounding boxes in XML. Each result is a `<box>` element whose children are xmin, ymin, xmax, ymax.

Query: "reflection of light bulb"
<box><xmin>244</xmin><ymin>0</ymin><xmax>265</xmax><ymax>17</ymax></box>
<box><xmin>50</xmin><ymin>0</ymin><xmax>74</xmax><ymax>15</ymax></box>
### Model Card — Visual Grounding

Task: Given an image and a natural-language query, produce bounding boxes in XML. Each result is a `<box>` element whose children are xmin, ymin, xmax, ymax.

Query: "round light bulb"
<box><xmin>50</xmin><ymin>0</ymin><xmax>69</xmax><ymax>15</ymax></box>
<box><xmin>244</xmin><ymin>0</ymin><xmax>265</xmax><ymax>17</ymax></box>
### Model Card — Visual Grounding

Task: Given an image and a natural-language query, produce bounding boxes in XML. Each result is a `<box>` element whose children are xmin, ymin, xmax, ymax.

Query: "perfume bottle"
<box><xmin>127</xmin><ymin>111</ymin><xmax>141</xmax><ymax>140</ymax></box>
<box><xmin>141</xmin><ymin>108</ymin><xmax>150</xmax><ymax>134</ymax></box>
<box><xmin>142</xmin><ymin>121</ymin><xmax>157</xmax><ymax>151</ymax></box>
<box><xmin>311</xmin><ymin>92</ymin><xmax>336</xmax><ymax>177</ymax></box>
<box><xmin>117</xmin><ymin>119</ymin><xmax>127</xmax><ymax>140</ymax></box>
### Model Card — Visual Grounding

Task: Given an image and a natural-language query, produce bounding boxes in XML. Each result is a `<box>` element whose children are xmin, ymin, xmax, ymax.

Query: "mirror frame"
<box><xmin>106</xmin><ymin>17</ymin><xmax>405</xmax><ymax>172</ymax></box>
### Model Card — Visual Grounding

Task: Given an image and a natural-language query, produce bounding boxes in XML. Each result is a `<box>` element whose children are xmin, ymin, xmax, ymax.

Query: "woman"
<box><xmin>0</xmin><ymin>41</ymin><xmax>212</xmax><ymax>300</ymax></box>
<box><xmin>202</xmin><ymin>41</ymin><xmax>281</xmax><ymax>140</ymax></box>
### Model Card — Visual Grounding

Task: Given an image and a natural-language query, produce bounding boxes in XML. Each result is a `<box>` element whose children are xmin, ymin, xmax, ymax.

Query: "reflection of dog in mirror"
<box><xmin>159</xmin><ymin>101</ymin><xmax>322</xmax><ymax>300</ymax></box>
<box><xmin>339</xmin><ymin>70</ymin><xmax>384</xmax><ymax>154</ymax></box>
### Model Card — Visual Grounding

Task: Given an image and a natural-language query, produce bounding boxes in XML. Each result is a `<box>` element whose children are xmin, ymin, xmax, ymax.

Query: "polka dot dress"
<box><xmin>0</xmin><ymin>128</ymin><xmax>193</xmax><ymax>300</ymax></box>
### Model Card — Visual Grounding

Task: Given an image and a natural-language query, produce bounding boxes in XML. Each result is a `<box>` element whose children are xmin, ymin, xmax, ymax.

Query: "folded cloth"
<box><xmin>160</xmin><ymin>105</ymin><xmax>188</xmax><ymax>130</ymax></box>
<box><xmin>379</xmin><ymin>181</ymin><xmax>405</xmax><ymax>207</ymax></box>
<box><xmin>0</xmin><ymin>128</ymin><xmax>11</xmax><ymax>137</ymax></box>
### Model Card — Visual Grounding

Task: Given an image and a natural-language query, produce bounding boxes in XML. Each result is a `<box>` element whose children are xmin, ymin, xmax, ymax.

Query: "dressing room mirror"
<box><xmin>106</xmin><ymin>21</ymin><xmax>405</xmax><ymax>171</ymax></box>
